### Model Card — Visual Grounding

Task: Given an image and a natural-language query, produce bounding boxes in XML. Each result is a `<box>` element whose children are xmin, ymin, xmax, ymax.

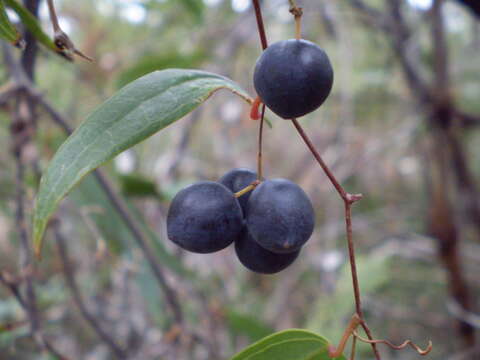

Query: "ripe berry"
<box><xmin>246</xmin><ymin>179</ymin><xmax>315</xmax><ymax>254</ymax></box>
<box><xmin>219</xmin><ymin>168</ymin><xmax>257</xmax><ymax>215</ymax></box>
<box><xmin>235</xmin><ymin>229</ymin><xmax>300</xmax><ymax>274</ymax></box>
<box><xmin>253</xmin><ymin>39</ymin><xmax>334</xmax><ymax>119</ymax></box>
<box><xmin>167</xmin><ymin>181</ymin><xmax>243</xmax><ymax>253</ymax></box>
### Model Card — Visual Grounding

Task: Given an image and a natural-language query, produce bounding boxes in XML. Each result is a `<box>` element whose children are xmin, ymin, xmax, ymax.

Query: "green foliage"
<box><xmin>225</xmin><ymin>309</ymin><xmax>275</xmax><ymax>342</ymax></box>
<box><xmin>119</xmin><ymin>173</ymin><xmax>159</xmax><ymax>198</ymax></box>
<box><xmin>4</xmin><ymin>0</ymin><xmax>60</xmax><ymax>55</ymax></box>
<box><xmin>178</xmin><ymin>0</ymin><xmax>205</xmax><ymax>22</ymax></box>
<box><xmin>0</xmin><ymin>0</ymin><xmax>20</xmax><ymax>45</ymax></box>
<box><xmin>33</xmin><ymin>69</ymin><xmax>251</xmax><ymax>257</ymax></box>
<box><xmin>230</xmin><ymin>329</ymin><xmax>346</xmax><ymax>360</ymax></box>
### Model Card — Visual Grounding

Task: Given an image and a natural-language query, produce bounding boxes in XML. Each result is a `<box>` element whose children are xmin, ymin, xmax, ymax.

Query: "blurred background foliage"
<box><xmin>0</xmin><ymin>0</ymin><xmax>479</xmax><ymax>359</ymax></box>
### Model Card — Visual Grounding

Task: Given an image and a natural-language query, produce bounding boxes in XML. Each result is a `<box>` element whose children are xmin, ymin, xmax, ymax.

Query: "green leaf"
<box><xmin>0</xmin><ymin>0</ymin><xmax>21</xmax><ymax>45</ymax></box>
<box><xmin>230</xmin><ymin>329</ymin><xmax>346</xmax><ymax>360</ymax></box>
<box><xmin>33</xmin><ymin>69</ymin><xmax>252</xmax><ymax>257</ymax></box>
<box><xmin>225</xmin><ymin>309</ymin><xmax>274</xmax><ymax>342</ymax></box>
<box><xmin>119</xmin><ymin>173</ymin><xmax>159</xmax><ymax>198</ymax></box>
<box><xmin>178</xmin><ymin>0</ymin><xmax>205</xmax><ymax>22</ymax></box>
<box><xmin>4</xmin><ymin>0</ymin><xmax>65</xmax><ymax>58</ymax></box>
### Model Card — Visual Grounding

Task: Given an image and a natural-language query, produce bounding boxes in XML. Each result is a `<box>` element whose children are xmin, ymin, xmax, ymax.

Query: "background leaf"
<box><xmin>33</xmin><ymin>69</ymin><xmax>252</xmax><ymax>256</ymax></box>
<box><xmin>4</xmin><ymin>0</ymin><xmax>65</xmax><ymax>57</ymax></box>
<box><xmin>225</xmin><ymin>309</ymin><xmax>275</xmax><ymax>342</ymax></box>
<box><xmin>0</xmin><ymin>0</ymin><xmax>21</xmax><ymax>45</ymax></box>
<box><xmin>230</xmin><ymin>329</ymin><xmax>346</xmax><ymax>360</ymax></box>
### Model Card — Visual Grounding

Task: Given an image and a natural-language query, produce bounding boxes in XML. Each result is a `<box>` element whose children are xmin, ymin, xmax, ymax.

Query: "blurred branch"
<box><xmin>1</xmin><ymin>4</ymin><xmax>69</xmax><ymax>355</ymax></box>
<box><xmin>0</xmin><ymin>271</ymin><xmax>68</xmax><ymax>359</ymax></box>
<box><xmin>11</xmin><ymin>103</ymin><xmax>39</xmax><ymax>335</ymax></box>
<box><xmin>386</xmin><ymin>0</ymin><xmax>431</xmax><ymax>103</ymax></box>
<box><xmin>90</xmin><ymin>170</ymin><xmax>184</xmax><ymax>326</ymax></box>
<box><xmin>166</xmin><ymin>108</ymin><xmax>203</xmax><ymax>180</ymax></box>
<box><xmin>0</xmin><ymin>271</ymin><xmax>27</xmax><ymax>308</ymax></box>
<box><xmin>347</xmin><ymin>0</ymin><xmax>431</xmax><ymax>103</ymax></box>
<box><xmin>347</xmin><ymin>0</ymin><xmax>391</xmax><ymax>32</ymax></box>
<box><xmin>447</xmin><ymin>299</ymin><xmax>480</xmax><ymax>329</ymax></box>
<box><xmin>453</xmin><ymin>108</ymin><xmax>480</xmax><ymax>127</ymax></box>
<box><xmin>428</xmin><ymin>0</ymin><xmax>476</xmax><ymax>349</ymax></box>
<box><xmin>4</xmin><ymin>2</ymin><xmax>40</xmax><ymax>344</ymax></box>
<box><xmin>54</xmin><ymin>226</ymin><xmax>128</xmax><ymax>359</ymax></box>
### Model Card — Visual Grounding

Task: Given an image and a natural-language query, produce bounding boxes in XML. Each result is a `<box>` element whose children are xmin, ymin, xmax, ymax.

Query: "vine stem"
<box><xmin>251</xmin><ymin>1</ymin><xmax>380</xmax><ymax>358</ymax></box>
<box><xmin>290</xmin><ymin>119</ymin><xmax>379</xmax><ymax>359</ymax></box>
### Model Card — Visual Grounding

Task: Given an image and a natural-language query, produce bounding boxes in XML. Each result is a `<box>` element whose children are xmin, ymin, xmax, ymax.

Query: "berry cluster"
<box><xmin>167</xmin><ymin>37</ymin><xmax>333</xmax><ymax>274</ymax></box>
<box><xmin>167</xmin><ymin>169</ymin><xmax>315</xmax><ymax>274</ymax></box>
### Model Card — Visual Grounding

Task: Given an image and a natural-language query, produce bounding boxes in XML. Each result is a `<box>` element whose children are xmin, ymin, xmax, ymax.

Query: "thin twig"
<box><xmin>11</xmin><ymin>93</ymin><xmax>40</xmax><ymax>341</ymax></box>
<box><xmin>92</xmin><ymin>170</ymin><xmax>184</xmax><ymax>325</ymax></box>
<box><xmin>0</xmin><ymin>271</ymin><xmax>27</xmax><ymax>308</ymax></box>
<box><xmin>46</xmin><ymin>0</ymin><xmax>93</xmax><ymax>61</ymax></box>
<box><xmin>54</xmin><ymin>227</ymin><xmax>127</xmax><ymax>359</ymax></box>
<box><xmin>350</xmin><ymin>334</ymin><xmax>357</xmax><ymax>360</ymax></box>
<box><xmin>46</xmin><ymin>0</ymin><xmax>60</xmax><ymax>32</ymax></box>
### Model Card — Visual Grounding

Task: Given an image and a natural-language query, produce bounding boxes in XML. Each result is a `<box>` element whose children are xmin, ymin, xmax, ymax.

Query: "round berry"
<box><xmin>246</xmin><ymin>179</ymin><xmax>315</xmax><ymax>253</ymax></box>
<box><xmin>253</xmin><ymin>39</ymin><xmax>334</xmax><ymax>119</ymax></box>
<box><xmin>219</xmin><ymin>168</ymin><xmax>258</xmax><ymax>215</ymax></box>
<box><xmin>167</xmin><ymin>181</ymin><xmax>243</xmax><ymax>253</ymax></box>
<box><xmin>235</xmin><ymin>230</ymin><xmax>300</xmax><ymax>274</ymax></box>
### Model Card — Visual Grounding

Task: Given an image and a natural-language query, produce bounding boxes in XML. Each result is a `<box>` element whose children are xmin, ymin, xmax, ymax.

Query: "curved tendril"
<box><xmin>352</xmin><ymin>330</ymin><xmax>433</xmax><ymax>356</ymax></box>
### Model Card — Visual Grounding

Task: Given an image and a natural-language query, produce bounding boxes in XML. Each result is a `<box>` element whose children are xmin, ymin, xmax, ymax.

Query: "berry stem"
<box><xmin>234</xmin><ymin>180</ymin><xmax>260</xmax><ymax>198</ymax></box>
<box><xmin>257</xmin><ymin>104</ymin><xmax>266</xmax><ymax>180</ymax></box>
<box><xmin>288</xmin><ymin>0</ymin><xmax>303</xmax><ymax>40</ymax></box>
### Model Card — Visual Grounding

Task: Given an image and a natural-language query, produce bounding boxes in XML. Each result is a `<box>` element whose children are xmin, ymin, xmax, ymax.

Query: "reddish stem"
<box><xmin>252</xmin><ymin>0</ymin><xmax>268</xmax><ymax>50</ymax></box>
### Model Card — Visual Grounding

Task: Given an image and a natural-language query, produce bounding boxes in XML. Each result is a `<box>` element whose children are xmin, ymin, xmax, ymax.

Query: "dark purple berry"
<box><xmin>246</xmin><ymin>179</ymin><xmax>315</xmax><ymax>254</ymax></box>
<box><xmin>167</xmin><ymin>181</ymin><xmax>243</xmax><ymax>253</ymax></box>
<box><xmin>254</xmin><ymin>39</ymin><xmax>334</xmax><ymax>119</ymax></box>
<box><xmin>235</xmin><ymin>229</ymin><xmax>300</xmax><ymax>274</ymax></box>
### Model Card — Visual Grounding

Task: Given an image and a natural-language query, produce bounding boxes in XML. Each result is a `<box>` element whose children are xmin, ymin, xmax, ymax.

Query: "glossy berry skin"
<box><xmin>246</xmin><ymin>179</ymin><xmax>315</xmax><ymax>254</ymax></box>
<box><xmin>235</xmin><ymin>230</ymin><xmax>300</xmax><ymax>274</ymax></box>
<box><xmin>167</xmin><ymin>181</ymin><xmax>243</xmax><ymax>253</ymax></box>
<box><xmin>253</xmin><ymin>39</ymin><xmax>334</xmax><ymax>119</ymax></box>
<box><xmin>219</xmin><ymin>168</ymin><xmax>257</xmax><ymax>215</ymax></box>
